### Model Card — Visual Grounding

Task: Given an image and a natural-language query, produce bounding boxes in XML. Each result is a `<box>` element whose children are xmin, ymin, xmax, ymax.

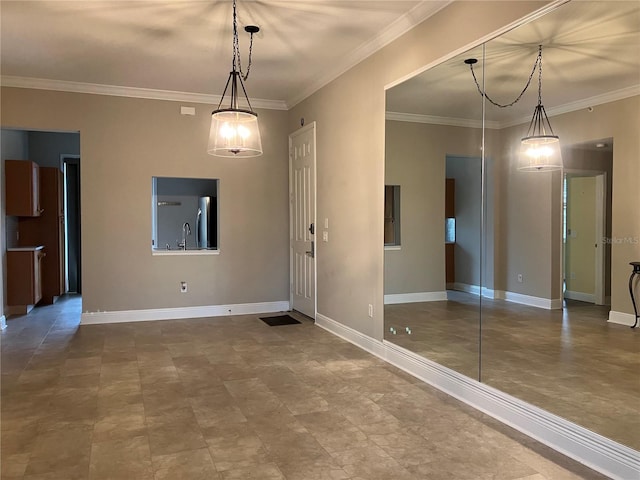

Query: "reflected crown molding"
<box><xmin>0</xmin><ymin>75</ymin><xmax>289</xmax><ymax>111</ymax></box>
<box><xmin>386</xmin><ymin>111</ymin><xmax>501</xmax><ymax>129</ymax></box>
<box><xmin>501</xmin><ymin>85</ymin><xmax>640</xmax><ymax>128</ymax></box>
<box><xmin>388</xmin><ymin>85</ymin><xmax>640</xmax><ymax>129</ymax></box>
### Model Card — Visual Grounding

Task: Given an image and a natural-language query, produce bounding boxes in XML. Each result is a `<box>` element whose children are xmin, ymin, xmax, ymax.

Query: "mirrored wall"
<box><xmin>384</xmin><ymin>0</ymin><xmax>639</xmax><ymax>451</ymax></box>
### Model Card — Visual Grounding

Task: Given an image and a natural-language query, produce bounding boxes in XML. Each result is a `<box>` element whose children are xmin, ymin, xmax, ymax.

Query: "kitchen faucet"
<box><xmin>178</xmin><ymin>222</ymin><xmax>191</xmax><ymax>250</ymax></box>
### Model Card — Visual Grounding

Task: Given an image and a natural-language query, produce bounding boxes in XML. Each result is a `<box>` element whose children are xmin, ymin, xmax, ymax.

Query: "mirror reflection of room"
<box><xmin>384</xmin><ymin>0</ymin><xmax>639</xmax><ymax>450</ymax></box>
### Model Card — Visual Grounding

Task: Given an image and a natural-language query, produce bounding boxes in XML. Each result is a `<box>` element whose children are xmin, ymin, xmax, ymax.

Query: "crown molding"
<box><xmin>387</xmin><ymin>85</ymin><xmax>640</xmax><ymax>129</ymax></box>
<box><xmin>500</xmin><ymin>84</ymin><xmax>640</xmax><ymax>128</ymax></box>
<box><xmin>286</xmin><ymin>0</ymin><xmax>452</xmax><ymax>109</ymax></box>
<box><xmin>0</xmin><ymin>75</ymin><xmax>288</xmax><ymax>111</ymax></box>
<box><xmin>385</xmin><ymin>111</ymin><xmax>500</xmax><ymax>130</ymax></box>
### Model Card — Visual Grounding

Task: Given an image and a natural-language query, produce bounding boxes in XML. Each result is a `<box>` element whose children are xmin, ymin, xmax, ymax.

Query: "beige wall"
<box><xmin>288</xmin><ymin>1</ymin><xmax>549</xmax><ymax>338</ymax></box>
<box><xmin>494</xmin><ymin>96</ymin><xmax>640</xmax><ymax>313</ymax></box>
<box><xmin>1</xmin><ymin>89</ymin><xmax>290</xmax><ymax>313</ymax></box>
<box><xmin>384</xmin><ymin>121</ymin><xmax>482</xmax><ymax>295</ymax></box>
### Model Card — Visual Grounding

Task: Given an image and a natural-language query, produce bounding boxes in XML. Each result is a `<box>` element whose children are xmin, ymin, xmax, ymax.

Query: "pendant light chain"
<box><xmin>232</xmin><ymin>0</ymin><xmax>255</xmax><ymax>82</ymax></box>
<box><xmin>537</xmin><ymin>45</ymin><xmax>543</xmax><ymax>106</ymax></box>
<box><xmin>468</xmin><ymin>45</ymin><xmax>543</xmax><ymax>109</ymax></box>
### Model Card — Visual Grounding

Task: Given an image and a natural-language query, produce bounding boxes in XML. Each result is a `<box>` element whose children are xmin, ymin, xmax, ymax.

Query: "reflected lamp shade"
<box><xmin>518</xmin><ymin>104</ymin><xmax>562</xmax><ymax>171</ymax></box>
<box><xmin>207</xmin><ymin>108</ymin><xmax>262</xmax><ymax>157</ymax></box>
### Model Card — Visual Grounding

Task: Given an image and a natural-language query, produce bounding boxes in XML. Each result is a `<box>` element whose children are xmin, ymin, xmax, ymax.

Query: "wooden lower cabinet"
<box><xmin>445</xmin><ymin>243</ymin><xmax>455</xmax><ymax>284</ymax></box>
<box><xmin>7</xmin><ymin>248</ymin><xmax>44</xmax><ymax>314</ymax></box>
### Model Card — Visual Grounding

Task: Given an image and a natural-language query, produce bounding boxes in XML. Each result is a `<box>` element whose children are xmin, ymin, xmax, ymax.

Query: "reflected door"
<box><xmin>289</xmin><ymin>123</ymin><xmax>316</xmax><ymax>318</ymax></box>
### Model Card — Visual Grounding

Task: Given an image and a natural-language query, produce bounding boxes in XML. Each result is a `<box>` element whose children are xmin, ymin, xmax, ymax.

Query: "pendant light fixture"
<box><xmin>465</xmin><ymin>45</ymin><xmax>562</xmax><ymax>171</ymax></box>
<box><xmin>208</xmin><ymin>0</ymin><xmax>262</xmax><ymax>157</ymax></box>
<box><xmin>518</xmin><ymin>46</ymin><xmax>561</xmax><ymax>171</ymax></box>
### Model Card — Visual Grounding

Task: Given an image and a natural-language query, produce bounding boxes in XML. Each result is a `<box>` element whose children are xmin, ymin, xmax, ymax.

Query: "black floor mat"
<box><xmin>260</xmin><ymin>314</ymin><xmax>301</xmax><ymax>326</ymax></box>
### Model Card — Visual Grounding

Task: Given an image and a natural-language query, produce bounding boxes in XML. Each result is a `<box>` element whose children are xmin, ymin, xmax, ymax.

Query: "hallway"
<box><xmin>1</xmin><ymin>296</ymin><xmax>604</xmax><ymax>479</ymax></box>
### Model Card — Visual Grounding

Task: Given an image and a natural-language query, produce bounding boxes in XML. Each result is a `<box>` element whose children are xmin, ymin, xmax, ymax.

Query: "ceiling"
<box><xmin>0</xmin><ymin>0</ymin><xmax>449</xmax><ymax>109</ymax></box>
<box><xmin>386</xmin><ymin>0</ymin><xmax>640</xmax><ymax>126</ymax></box>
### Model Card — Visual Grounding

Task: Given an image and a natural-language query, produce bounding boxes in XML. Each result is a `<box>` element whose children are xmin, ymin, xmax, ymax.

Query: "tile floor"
<box><xmin>2</xmin><ymin>295</ymin><xmax>606</xmax><ymax>479</ymax></box>
<box><xmin>385</xmin><ymin>292</ymin><xmax>640</xmax><ymax>449</ymax></box>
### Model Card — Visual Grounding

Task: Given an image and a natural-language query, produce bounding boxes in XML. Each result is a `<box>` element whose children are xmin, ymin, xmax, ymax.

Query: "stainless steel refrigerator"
<box><xmin>196</xmin><ymin>196</ymin><xmax>217</xmax><ymax>249</ymax></box>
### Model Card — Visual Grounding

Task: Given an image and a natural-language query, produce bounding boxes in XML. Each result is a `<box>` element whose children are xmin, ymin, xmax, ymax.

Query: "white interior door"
<box><xmin>289</xmin><ymin>123</ymin><xmax>316</xmax><ymax>318</ymax></box>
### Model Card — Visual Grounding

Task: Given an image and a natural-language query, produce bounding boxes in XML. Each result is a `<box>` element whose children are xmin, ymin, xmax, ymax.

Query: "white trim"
<box><xmin>384</xmin><ymin>0</ymin><xmax>569</xmax><ymax>92</ymax></box>
<box><xmin>608</xmin><ymin>310</ymin><xmax>637</xmax><ymax>327</ymax></box>
<box><xmin>501</xmin><ymin>85</ymin><xmax>640</xmax><ymax>129</ymax></box>
<box><xmin>0</xmin><ymin>315</ymin><xmax>6</xmax><ymax>330</ymax></box>
<box><xmin>564</xmin><ymin>290</ymin><xmax>595</xmax><ymax>304</ymax></box>
<box><xmin>80</xmin><ymin>301</ymin><xmax>290</xmax><ymax>325</ymax></box>
<box><xmin>151</xmin><ymin>249</ymin><xmax>220</xmax><ymax>256</ymax></box>
<box><xmin>287</xmin><ymin>1</ymin><xmax>451</xmax><ymax>108</ymax></box>
<box><xmin>384</xmin><ymin>291</ymin><xmax>447</xmax><ymax>305</ymax></box>
<box><xmin>315</xmin><ymin>313</ymin><xmax>640</xmax><ymax>480</ymax></box>
<box><xmin>385</xmin><ymin>111</ymin><xmax>500</xmax><ymax>130</ymax></box>
<box><xmin>451</xmin><ymin>282</ymin><xmax>496</xmax><ymax>299</ymax></box>
<box><xmin>496</xmin><ymin>290</ymin><xmax>563</xmax><ymax>310</ymax></box>
<box><xmin>387</xmin><ymin>86</ymin><xmax>640</xmax><ymax>130</ymax></box>
<box><xmin>0</xmin><ymin>76</ymin><xmax>288</xmax><ymax>111</ymax></box>
<box><xmin>384</xmin><ymin>245</ymin><xmax>401</xmax><ymax>251</ymax></box>
<box><xmin>316</xmin><ymin>313</ymin><xmax>386</xmax><ymax>357</ymax></box>
<box><xmin>595</xmin><ymin>173</ymin><xmax>606</xmax><ymax>305</ymax></box>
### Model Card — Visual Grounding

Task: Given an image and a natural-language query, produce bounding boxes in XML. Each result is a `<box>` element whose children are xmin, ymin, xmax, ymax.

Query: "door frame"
<box><xmin>288</xmin><ymin>122</ymin><xmax>317</xmax><ymax>318</ymax></box>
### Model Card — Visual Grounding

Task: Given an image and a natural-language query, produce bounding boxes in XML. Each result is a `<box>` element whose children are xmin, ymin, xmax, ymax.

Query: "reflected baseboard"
<box><xmin>315</xmin><ymin>312</ymin><xmax>640</xmax><ymax>480</ymax></box>
<box><xmin>608</xmin><ymin>310</ymin><xmax>637</xmax><ymax>327</ymax></box>
<box><xmin>564</xmin><ymin>290</ymin><xmax>596</xmax><ymax>303</ymax></box>
<box><xmin>450</xmin><ymin>282</ymin><xmax>496</xmax><ymax>298</ymax></box>
<box><xmin>0</xmin><ymin>315</ymin><xmax>5</xmax><ymax>330</ymax></box>
<box><xmin>449</xmin><ymin>283</ymin><xmax>562</xmax><ymax>309</ymax></box>
<box><xmin>384</xmin><ymin>291</ymin><xmax>447</xmax><ymax>305</ymax></box>
<box><xmin>498</xmin><ymin>291</ymin><xmax>563</xmax><ymax>310</ymax></box>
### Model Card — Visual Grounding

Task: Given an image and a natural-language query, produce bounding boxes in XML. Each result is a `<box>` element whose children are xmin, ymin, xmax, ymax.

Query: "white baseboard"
<box><xmin>81</xmin><ymin>301</ymin><xmax>290</xmax><ymax>325</ymax></box>
<box><xmin>384</xmin><ymin>291</ymin><xmax>447</xmax><ymax>305</ymax></box>
<box><xmin>315</xmin><ymin>313</ymin><xmax>639</xmax><ymax>480</ymax></box>
<box><xmin>564</xmin><ymin>290</ymin><xmax>595</xmax><ymax>304</ymax></box>
<box><xmin>495</xmin><ymin>290</ymin><xmax>563</xmax><ymax>310</ymax></box>
<box><xmin>451</xmin><ymin>283</ymin><xmax>496</xmax><ymax>299</ymax></box>
<box><xmin>608</xmin><ymin>310</ymin><xmax>637</xmax><ymax>327</ymax></box>
<box><xmin>0</xmin><ymin>315</ymin><xmax>6</xmax><ymax>330</ymax></box>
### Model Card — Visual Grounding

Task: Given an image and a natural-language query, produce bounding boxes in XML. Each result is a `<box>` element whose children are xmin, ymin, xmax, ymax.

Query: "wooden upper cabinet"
<box><xmin>5</xmin><ymin>160</ymin><xmax>41</xmax><ymax>217</ymax></box>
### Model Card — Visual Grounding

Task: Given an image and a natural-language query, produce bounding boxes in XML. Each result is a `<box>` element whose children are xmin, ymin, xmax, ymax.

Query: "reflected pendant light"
<box><xmin>518</xmin><ymin>45</ymin><xmax>562</xmax><ymax>171</ymax></box>
<box><xmin>208</xmin><ymin>0</ymin><xmax>262</xmax><ymax>157</ymax></box>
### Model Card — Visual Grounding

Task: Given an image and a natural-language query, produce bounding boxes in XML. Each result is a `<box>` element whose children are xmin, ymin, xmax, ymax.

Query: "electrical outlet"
<box><xmin>368</xmin><ymin>304</ymin><xmax>374</xmax><ymax>318</ymax></box>
<box><xmin>322</xmin><ymin>231</ymin><xmax>328</xmax><ymax>242</ymax></box>
<box><xmin>180</xmin><ymin>281</ymin><xmax>188</xmax><ymax>293</ymax></box>
<box><xmin>517</xmin><ymin>274</ymin><xmax>523</xmax><ymax>283</ymax></box>
<box><xmin>570</xmin><ymin>272</ymin><xmax>576</xmax><ymax>280</ymax></box>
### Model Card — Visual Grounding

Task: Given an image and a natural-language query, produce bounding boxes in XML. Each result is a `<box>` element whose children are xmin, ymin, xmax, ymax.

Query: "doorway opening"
<box><xmin>61</xmin><ymin>155</ymin><xmax>81</xmax><ymax>294</ymax></box>
<box><xmin>562</xmin><ymin>140</ymin><xmax>613</xmax><ymax>307</ymax></box>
